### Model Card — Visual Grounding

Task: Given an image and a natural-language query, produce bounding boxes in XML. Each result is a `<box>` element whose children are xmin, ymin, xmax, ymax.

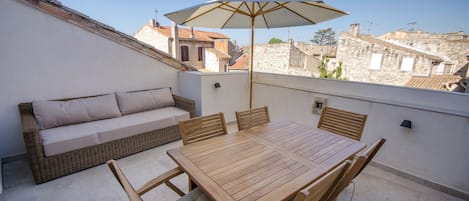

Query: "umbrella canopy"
<box><xmin>165</xmin><ymin>0</ymin><xmax>348</xmax><ymax>108</ymax></box>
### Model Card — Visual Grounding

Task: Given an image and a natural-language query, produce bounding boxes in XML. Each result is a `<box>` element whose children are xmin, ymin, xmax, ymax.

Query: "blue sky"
<box><xmin>59</xmin><ymin>0</ymin><xmax>469</xmax><ymax>45</ymax></box>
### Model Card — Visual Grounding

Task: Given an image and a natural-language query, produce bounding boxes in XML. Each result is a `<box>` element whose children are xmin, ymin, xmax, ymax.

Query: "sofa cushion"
<box><xmin>40</xmin><ymin>124</ymin><xmax>100</xmax><ymax>156</ymax></box>
<box><xmin>98</xmin><ymin>107</ymin><xmax>190</xmax><ymax>143</ymax></box>
<box><xmin>33</xmin><ymin>94</ymin><xmax>121</xmax><ymax>129</ymax></box>
<box><xmin>116</xmin><ymin>88</ymin><xmax>175</xmax><ymax>115</ymax></box>
<box><xmin>40</xmin><ymin>107</ymin><xmax>190</xmax><ymax>156</ymax></box>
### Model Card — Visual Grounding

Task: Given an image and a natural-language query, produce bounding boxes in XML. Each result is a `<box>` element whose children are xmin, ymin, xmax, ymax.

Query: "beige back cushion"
<box><xmin>116</xmin><ymin>88</ymin><xmax>175</xmax><ymax>115</ymax></box>
<box><xmin>33</xmin><ymin>94</ymin><xmax>121</xmax><ymax>129</ymax></box>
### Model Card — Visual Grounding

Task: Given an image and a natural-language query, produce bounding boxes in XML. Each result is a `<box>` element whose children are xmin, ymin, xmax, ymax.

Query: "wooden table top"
<box><xmin>167</xmin><ymin>120</ymin><xmax>366</xmax><ymax>201</ymax></box>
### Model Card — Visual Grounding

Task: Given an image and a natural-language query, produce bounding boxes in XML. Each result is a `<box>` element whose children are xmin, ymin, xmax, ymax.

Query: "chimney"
<box><xmin>350</xmin><ymin>23</ymin><xmax>360</xmax><ymax>36</ymax></box>
<box><xmin>148</xmin><ymin>18</ymin><xmax>160</xmax><ymax>28</ymax></box>
<box><xmin>189</xmin><ymin>26</ymin><xmax>195</xmax><ymax>39</ymax></box>
<box><xmin>171</xmin><ymin>22</ymin><xmax>180</xmax><ymax>60</ymax></box>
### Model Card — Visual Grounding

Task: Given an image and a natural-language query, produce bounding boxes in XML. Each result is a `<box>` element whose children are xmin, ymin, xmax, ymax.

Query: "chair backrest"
<box><xmin>294</xmin><ymin>161</ymin><xmax>351</xmax><ymax>201</ymax></box>
<box><xmin>317</xmin><ymin>107</ymin><xmax>367</xmax><ymax>141</ymax></box>
<box><xmin>236</xmin><ymin>106</ymin><xmax>270</xmax><ymax>131</ymax></box>
<box><xmin>326</xmin><ymin>155</ymin><xmax>367</xmax><ymax>201</ymax></box>
<box><xmin>355</xmin><ymin>138</ymin><xmax>386</xmax><ymax>179</ymax></box>
<box><xmin>179</xmin><ymin>112</ymin><xmax>228</xmax><ymax>145</ymax></box>
<box><xmin>107</xmin><ymin>160</ymin><xmax>143</xmax><ymax>201</ymax></box>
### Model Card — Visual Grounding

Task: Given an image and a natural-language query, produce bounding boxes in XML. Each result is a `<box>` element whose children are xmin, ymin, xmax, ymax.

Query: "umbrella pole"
<box><xmin>249</xmin><ymin>17</ymin><xmax>254</xmax><ymax>109</ymax></box>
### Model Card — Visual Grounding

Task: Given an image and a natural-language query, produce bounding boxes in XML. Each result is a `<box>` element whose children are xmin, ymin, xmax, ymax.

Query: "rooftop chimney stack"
<box><xmin>350</xmin><ymin>23</ymin><xmax>360</xmax><ymax>36</ymax></box>
<box><xmin>171</xmin><ymin>22</ymin><xmax>180</xmax><ymax>60</ymax></box>
<box><xmin>189</xmin><ymin>26</ymin><xmax>195</xmax><ymax>39</ymax></box>
<box><xmin>148</xmin><ymin>18</ymin><xmax>160</xmax><ymax>28</ymax></box>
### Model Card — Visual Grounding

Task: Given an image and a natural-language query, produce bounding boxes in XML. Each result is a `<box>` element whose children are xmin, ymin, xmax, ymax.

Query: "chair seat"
<box><xmin>177</xmin><ymin>188</ymin><xmax>211</xmax><ymax>201</ymax></box>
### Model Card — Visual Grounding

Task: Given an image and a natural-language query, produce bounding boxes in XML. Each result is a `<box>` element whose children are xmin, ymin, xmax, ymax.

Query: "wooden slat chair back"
<box><xmin>107</xmin><ymin>160</ymin><xmax>185</xmax><ymax>201</ymax></box>
<box><xmin>326</xmin><ymin>138</ymin><xmax>385</xmax><ymax>201</ymax></box>
<box><xmin>355</xmin><ymin>138</ymin><xmax>386</xmax><ymax>178</ymax></box>
<box><xmin>179</xmin><ymin>112</ymin><xmax>228</xmax><ymax>145</ymax></box>
<box><xmin>236</xmin><ymin>106</ymin><xmax>270</xmax><ymax>131</ymax></box>
<box><xmin>294</xmin><ymin>161</ymin><xmax>351</xmax><ymax>201</ymax></box>
<box><xmin>317</xmin><ymin>107</ymin><xmax>367</xmax><ymax>141</ymax></box>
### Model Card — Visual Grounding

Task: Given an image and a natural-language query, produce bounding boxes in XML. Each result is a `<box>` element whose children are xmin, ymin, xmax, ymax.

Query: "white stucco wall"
<box><xmin>0</xmin><ymin>1</ymin><xmax>180</xmax><ymax>157</ymax></box>
<box><xmin>204</xmin><ymin>50</ymin><xmax>220</xmax><ymax>72</ymax></box>
<box><xmin>253</xmin><ymin>72</ymin><xmax>469</xmax><ymax>194</ymax></box>
<box><xmin>133</xmin><ymin>25</ymin><xmax>170</xmax><ymax>55</ymax></box>
<box><xmin>179</xmin><ymin>71</ymin><xmax>249</xmax><ymax>122</ymax></box>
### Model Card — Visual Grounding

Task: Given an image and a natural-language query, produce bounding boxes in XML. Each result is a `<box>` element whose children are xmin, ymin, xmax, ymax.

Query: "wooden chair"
<box><xmin>326</xmin><ymin>138</ymin><xmax>386</xmax><ymax>201</ymax></box>
<box><xmin>293</xmin><ymin>161</ymin><xmax>351</xmax><ymax>201</ymax></box>
<box><xmin>235</xmin><ymin>106</ymin><xmax>270</xmax><ymax>131</ymax></box>
<box><xmin>107</xmin><ymin>160</ymin><xmax>194</xmax><ymax>201</ymax></box>
<box><xmin>179</xmin><ymin>112</ymin><xmax>228</xmax><ymax>145</ymax></box>
<box><xmin>317</xmin><ymin>107</ymin><xmax>367</xmax><ymax>141</ymax></box>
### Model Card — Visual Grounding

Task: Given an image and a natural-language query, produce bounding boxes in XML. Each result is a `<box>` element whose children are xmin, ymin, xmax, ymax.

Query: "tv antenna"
<box><xmin>408</xmin><ymin>21</ymin><xmax>417</xmax><ymax>31</ymax></box>
<box><xmin>155</xmin><ymin>9</ymin><xmax>158</xmax><ymax>21</ymax></box>
<box><xmin>367</xmin><ymin>19</ymin><xmax>373</xmax><ymax>34</ymax></box>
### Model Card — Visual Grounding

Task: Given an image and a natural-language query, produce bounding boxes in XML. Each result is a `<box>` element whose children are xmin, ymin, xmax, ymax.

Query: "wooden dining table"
<box><xmin>167</xmin><ymin>120</ymin><xmax>366</xmax><ymax>201</ymax></box>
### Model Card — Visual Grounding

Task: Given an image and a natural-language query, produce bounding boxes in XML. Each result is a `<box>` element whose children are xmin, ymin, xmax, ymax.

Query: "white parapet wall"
<box><xmin>179</xmin><ymin>71</ymin><xmax>249</xmax><ymax>122</ymax></box>
<box><xmin>253</xmin><ymin>72</ymin><xmax>469</xmax><ymax>197</ymax></box>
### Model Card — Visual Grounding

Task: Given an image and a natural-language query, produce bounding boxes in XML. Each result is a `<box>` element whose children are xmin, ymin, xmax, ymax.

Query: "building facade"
<box><xmin>134</xmin><ymin>19</ymin><xmax>236</xmax><ymax>72</ymax></box>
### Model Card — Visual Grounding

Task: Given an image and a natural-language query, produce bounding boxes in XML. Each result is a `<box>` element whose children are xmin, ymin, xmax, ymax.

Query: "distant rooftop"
<box><xmin>148</xmin><ymin>25</ymin><xmax>229</xmax><ymax>42</ymax></box>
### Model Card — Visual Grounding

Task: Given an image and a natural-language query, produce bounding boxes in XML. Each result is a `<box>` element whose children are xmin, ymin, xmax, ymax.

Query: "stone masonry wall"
<box><xmin>380</xmin><ymin>31</ymin><xmax>469</xmax><ymax>77</ymax></box>
<box><xmin>337</xmin><ymin>33</ymin><xmax>436</xmax><ymax>85</ymax></box>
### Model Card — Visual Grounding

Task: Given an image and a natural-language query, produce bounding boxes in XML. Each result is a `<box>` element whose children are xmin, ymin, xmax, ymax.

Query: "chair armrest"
<box><xmin>173</xmin><ymin>95</ymin><xmax>196</xmax><ymax>118</ymax></box>
<box><xmin>136</xmin><ymin>167</ymin><xmax>184</xmax><ymax>196</ymax></box>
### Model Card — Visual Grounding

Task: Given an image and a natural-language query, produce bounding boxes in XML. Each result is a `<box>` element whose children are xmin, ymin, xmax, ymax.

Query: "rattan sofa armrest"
<box><xmin>18</xmin><ymin>103</ymin><xmax>44</xmax><ymax>159</ymax></box>
<box><xmin>173</xmin><ymin>95</ymin><xmax>196</xmax><ymax>118</ymax></box>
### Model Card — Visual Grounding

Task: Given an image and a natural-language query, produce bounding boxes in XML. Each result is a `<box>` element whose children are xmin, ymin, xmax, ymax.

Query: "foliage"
<box><xmin>315</xmin><ymin>56</ymin><xmax>346</xmax><ymax>80</ymax></box>
<box><xmin>268</xmin><ymin>37</ymin><xmax>284</xmax><ymax>44</ymax></box>
<box><xmin>311</xmin><ymin>28</ymin><xmax>337</xmax><ymax>45</ymax></box>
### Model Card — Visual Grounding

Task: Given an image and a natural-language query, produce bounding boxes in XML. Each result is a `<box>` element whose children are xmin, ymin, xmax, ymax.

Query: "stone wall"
<box><xmin>337</xmin><ymin>33</ymin><xmax>437</xmax><ymax>85</ymax></box>
<box><xmin>380</xmin><ymin>31</ymin><xmax>469</xmax><ymax>77</ymax></box>
<box><xmin>253</xmin><ymin>43</ymin><xmax>321</xmax><ymax>77</ymax></box>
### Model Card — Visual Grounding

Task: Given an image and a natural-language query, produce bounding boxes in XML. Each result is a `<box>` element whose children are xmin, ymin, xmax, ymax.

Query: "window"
<box><xmin>400</xmin><ymin>57</ymin><xmax>414</xmax><ymax>71</ymax></box>
<box><xmin>198</xmin><ymin>47</ymin><xmax>204</xmax><ymax>61</ymax></box>
<box><xmin>181</xmin><ymin>46</ymin><xmax>189</xmax><ymax>61</ymax></box>
<box><xmin>369</xmin><ymin>53</ymin><xmax>382</xmax><ymax>70</ymax></box>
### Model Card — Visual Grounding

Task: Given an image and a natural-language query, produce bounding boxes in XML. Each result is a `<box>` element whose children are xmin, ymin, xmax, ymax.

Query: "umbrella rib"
<box><xmin>180</xmin><ymin>2</ymin><xmax>228</xmax><ymax>25</ymax></box>
<box><xmin>219</xmin><ymin>3</ymin><xmax>251</xmax><ymax>16</ymax></box>
<box><xmin>300</xmin><ymin>1</ymin><xmax>349</xmax><ymax>15</ymax></box>
<box><xmin>274</xmin><ymin>2</ymin><xmax>318</xmax><ymax>24</ymax></box>
<box><xmin>221</xmin><ymin>3</ymin><xmax>244</xmax><ymax>28</ymax></box>
<box><xmin>256</xmin><ymin>2</ymin><xmax>288</xmax><ymax>15</ymax></box>
<box><xmin>256</xmin><ymin>2</ymin><xmax>270</xmax><ymax>29</ymax></box>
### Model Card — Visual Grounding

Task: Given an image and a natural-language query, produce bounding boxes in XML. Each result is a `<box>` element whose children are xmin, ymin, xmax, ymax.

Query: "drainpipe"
<box><xmin>171</xmin><ymin>22</ymin><xmax>180</xmax><ymax>60</ymax></box>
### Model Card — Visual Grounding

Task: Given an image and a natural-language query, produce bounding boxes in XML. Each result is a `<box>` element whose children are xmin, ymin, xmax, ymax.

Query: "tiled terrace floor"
<box><xmin>2</xmin><ymin>123</ymin><xmax>464</xmax><ymax>201</ymax></box>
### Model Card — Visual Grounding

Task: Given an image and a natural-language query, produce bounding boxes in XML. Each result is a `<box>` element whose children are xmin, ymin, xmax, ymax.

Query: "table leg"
<box><xmin>189</xmin><ymin>177</ymin><xmax>198</xmax><ymax>191</ymax></box>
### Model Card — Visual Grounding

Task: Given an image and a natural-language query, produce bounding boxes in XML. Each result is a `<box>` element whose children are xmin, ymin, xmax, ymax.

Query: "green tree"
<box><xmin>311</xmin><ymin>28</ymin><xmax>337</xmax><ymax>45</ymax></box>
<box><xmin>315</xmin><ymin>56</ymin><xmax>346</xmax><ymax>80</ymax></box>
<box><xmin>268</xmin><ymin>37</ymin><xmax>284</xmax><ymax>44</ymax></box>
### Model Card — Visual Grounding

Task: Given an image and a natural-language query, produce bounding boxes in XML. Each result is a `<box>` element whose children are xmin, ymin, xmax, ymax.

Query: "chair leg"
<box><xmin>189</xmin><ymin>177</ymin><xmax>198</xmax><ymax>191</ymax></box>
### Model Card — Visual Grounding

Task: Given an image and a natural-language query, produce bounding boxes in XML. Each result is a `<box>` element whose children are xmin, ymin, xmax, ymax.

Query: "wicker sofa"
<box><xmin>18</xmin><ymin>88</ymin><xmax>195</xmax><ymax>184</ymax></box>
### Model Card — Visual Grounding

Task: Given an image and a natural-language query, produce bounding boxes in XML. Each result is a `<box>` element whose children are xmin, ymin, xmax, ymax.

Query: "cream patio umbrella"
<box><xmin>165</xmin><ymin>0</ymin><xmax>347</xmax><ymax>108</ymax></box>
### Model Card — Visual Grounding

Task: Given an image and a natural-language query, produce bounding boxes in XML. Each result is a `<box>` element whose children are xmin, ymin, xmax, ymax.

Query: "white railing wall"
<box><xmin>179</xmin><ymin>71</ymin><xmax>469</xmax><ymax>197</ymax></box>
<box><xmin>253</xmin><ymin>72</ymin><xmax>469</xmax><ymax>196</ymax></box>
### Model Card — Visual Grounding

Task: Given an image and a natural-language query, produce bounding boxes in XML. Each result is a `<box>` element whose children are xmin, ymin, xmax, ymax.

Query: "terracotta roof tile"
<box><xmin>229</xmin><ymin>54</ymin><xmax>249</xmax><ymax>70</ymax></box>
<box><xmin>150</xmin><ymin>25</ymin><xmax>229</xmax><ymax>42</ymax></box>
<box><xmin>405</xmin><ymin>75</ymin><xmax>463</xmax><ymax>91</ymax></box>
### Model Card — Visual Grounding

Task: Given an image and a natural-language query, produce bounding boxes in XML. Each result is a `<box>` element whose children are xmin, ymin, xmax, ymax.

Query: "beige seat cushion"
<box><xmin>40</xmin><ymin>124</ymin><xmax>100</xmax><ymax>156</ymax></box>
<box><xmin>98</xmin><ymin>107</ymin><xmax>190</xmax><ymax>143</ymax></box>
<box><xmin>116</xmin><ymin>88</ymin><xmax>175</xmax><ymax>115</ymax></box>
<box><xmin>40</xmin><ymin>107</ymin><xmax>190</xmax><ymax>156</ymax></box>
<box><xmin>33</xmin><ymin>94</ymin><xmax>121</xmax><ymax>129</ymax></box>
